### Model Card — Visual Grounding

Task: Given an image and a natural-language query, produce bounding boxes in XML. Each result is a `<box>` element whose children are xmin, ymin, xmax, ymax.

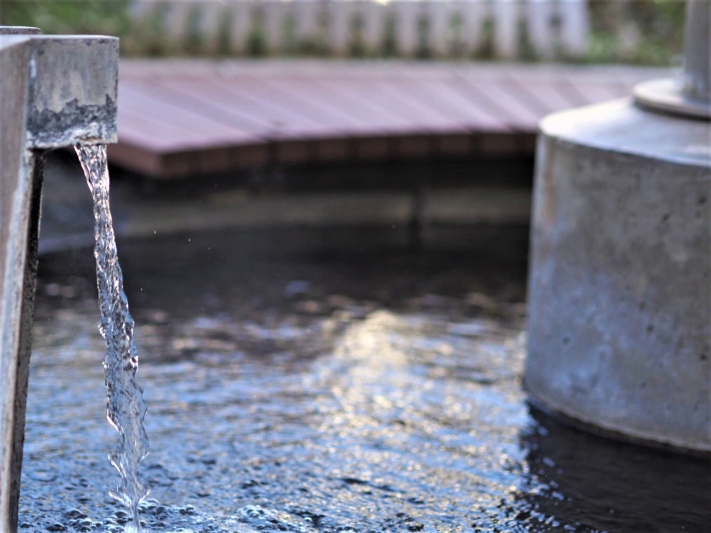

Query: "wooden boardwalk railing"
<box><xmin>109</xmin><ymin>60</ymin><xmax>668</xmax><ymax>178</ymax></box>
<box><xmin>130</xmin><ymin>0</ymin><xmax>589</xmax><ymax>60</ymax></box>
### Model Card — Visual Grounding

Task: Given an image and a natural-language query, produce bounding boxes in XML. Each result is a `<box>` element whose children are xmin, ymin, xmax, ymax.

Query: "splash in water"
<box><xmin>75</xmin><ymin>144</ymin><xmax>150</xmax><ymax>532</ymax></box>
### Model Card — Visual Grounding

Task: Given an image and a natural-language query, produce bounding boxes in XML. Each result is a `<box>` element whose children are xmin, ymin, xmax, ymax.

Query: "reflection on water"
<box><xmin>19</xmin><ymin>227</ymin><xmax>710</xmax><ymax>532</ymax></box>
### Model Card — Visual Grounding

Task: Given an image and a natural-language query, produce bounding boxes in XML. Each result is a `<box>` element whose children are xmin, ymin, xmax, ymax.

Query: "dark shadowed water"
<box><xmin>19</xmin><ymin>226</ymin><xmax>710</xmax><ymax>533</ymax></box>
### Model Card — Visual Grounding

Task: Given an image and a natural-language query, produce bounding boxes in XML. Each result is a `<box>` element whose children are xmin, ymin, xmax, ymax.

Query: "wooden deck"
<box><xmin>111</xmin><ymin>60</ymin><xmax>669</xmax><ymax>178</ymax></box>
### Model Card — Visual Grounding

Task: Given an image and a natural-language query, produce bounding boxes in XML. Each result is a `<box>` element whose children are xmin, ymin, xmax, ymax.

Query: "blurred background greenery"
<box><xmin>0</xmin><ymin>1</ymin><xmax>131</xmax><ymax>38</ymax></box>
<box><xmin>0</xmin><ymin>0</ymin><xmax>686</xmax><ymax>65</ymax></box>
<box><xmin>587</xmin><ymin>0</ymin><xmax>685</xmax><ymax>66</ymax></box>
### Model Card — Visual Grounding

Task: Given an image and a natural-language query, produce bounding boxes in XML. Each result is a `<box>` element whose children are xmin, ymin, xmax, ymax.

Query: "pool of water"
<box><xmin>19</xmin><ymin>226</ymin><xmax>710</xmax><ymax>533</ymax></box>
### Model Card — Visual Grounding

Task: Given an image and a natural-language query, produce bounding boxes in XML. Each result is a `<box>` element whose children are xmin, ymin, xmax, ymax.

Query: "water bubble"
<box><xmin>64</xmin><ymin>509</ymin><xmax>87</xmax><ymax>519</ymax></box>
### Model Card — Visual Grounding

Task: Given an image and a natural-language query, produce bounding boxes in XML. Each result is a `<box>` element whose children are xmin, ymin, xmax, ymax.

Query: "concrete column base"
<box><xmin>526</xmin><ymin>98</ymin><xmax>710</xmax><ymax>454</ymax></box>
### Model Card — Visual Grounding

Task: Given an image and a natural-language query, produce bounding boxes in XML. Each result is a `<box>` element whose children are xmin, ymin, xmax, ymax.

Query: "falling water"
<box><xmin>75</xmin><ymin>144</ymin><xmax>150</xmax><ymax>532</ymax></box>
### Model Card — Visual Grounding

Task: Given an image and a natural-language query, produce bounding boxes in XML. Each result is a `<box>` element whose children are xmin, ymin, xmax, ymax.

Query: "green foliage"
<box><xmin>183</xmin><ymin>4</ymin><xmax>204</xmax><ymax>55</ymax></box>
<box><xmin>475</xmin><ymin>18</ymin><xmax>496</xmax><ymax>60</ymax></box>
<box><xmin>416</xmin><ymin>14</ymin><xmax>431</xmax><ymax>59</ymax></box>
<box><xmin>349</xmin><ymin>13</ymin><xmax>368</xmax><ymax>58</ymax></box>
<box><xmin>244</xmin><ymin>8</ymin><xmax>267</xmax><ymax>57</ymax></box>
<box><xmin>517</xmin><ymin>16</ymin><xmax>537</xmax><ymax>63</ymax></box>
<box><xmin>586</xmin><ymin>0</ymin><xmax>686</xmax><ymax>66</ymax></box>
<box><xmin>215</xmin><ymin>10</ymin><xmax>234</xmax><ymax>57</ymax></box>
<box><xmin>120</xmin><ymin>3</ymin><xmax>173</xmax><ymax>57</ymax></box>
<box><xmin>0</xmin><ymin>0</ymin><xmax>130</xmax><ymax>37</ymax></box>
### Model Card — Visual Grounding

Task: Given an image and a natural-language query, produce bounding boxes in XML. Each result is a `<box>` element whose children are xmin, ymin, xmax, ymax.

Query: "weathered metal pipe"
<box><xmin>0</xmin><ymin>27</ymin><xmax>117</xmax><ymax>531</ymax></box>
<box><xmin>634</xmin><ymin>0</ymin><xmax>710</xmax><ymax>119</ymax></box>
<box><xmin>526</xmin><ymin>2</ymin><xmax>711</xmax><ymax>453</ymax></box>
<box><xmin>682</xmin><ymin>0</ymin><xmax>711</xmax><ymax>104</ymax></box>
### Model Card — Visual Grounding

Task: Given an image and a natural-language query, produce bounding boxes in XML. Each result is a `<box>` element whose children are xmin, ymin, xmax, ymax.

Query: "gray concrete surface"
<box><xmin>0</xmin><ymin>29</ymin><xmax>118</xmax><ymax>531</ymax></box>
<box><xmin>526</xmin><ymin>98</ymin><xmax>711</xmax><ymax>453</ymax></box>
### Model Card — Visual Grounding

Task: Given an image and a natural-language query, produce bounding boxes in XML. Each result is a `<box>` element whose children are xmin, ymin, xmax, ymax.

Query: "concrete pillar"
<box><xmin>0</xmin><ymin>29</ymin><xmax>118</xmax><ymax>530</ymax></box>
<box><xmin>525</xmin><ymin>2</ymin><xmax>711</xmax><ymax>454</ymax></box>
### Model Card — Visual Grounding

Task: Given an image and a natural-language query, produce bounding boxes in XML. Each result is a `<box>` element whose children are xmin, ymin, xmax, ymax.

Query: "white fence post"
<box><xmin>162</xmin><ymin>0</ymin><xmax>192</xmax><ymax>42</ymax></box>
<box><xmin>293</xmin><ymin>0</ymin><xmax>322</xmax><ymax>49</ymax></box>
<box><xmin>198</xmin><ymin>0</ymin><xmax>226</xmax><ymax>52</ymax></box>
<box><xmin>527</xmin><ymin>0</ymin><xmax>555</xmax><ymax>59</ymax></box>
<box><xmin>557</xmin><ymin>0</ymin><xmax>589</xmax><ymax>57</ymax></box>
<box><xmin>360</xmin><ymin>0</ymin><xmax>386</xmax><ymax>54</ymax></box>
<box><xmin>425</xmin><ymin>1</ymin><xmax>454</xmax><ymax>58</ymax></box>
<box><xmin>263</xmin><ymin>0</ymin><xmax>288</xmax><ymax>53</ymax></box>
<box><xmin>229</xmin><ymin>1</ymin><xmax>254</xmax><ymax>55</ymax></box>
<box><xmin>492</xmin><ymin>0</ymin><xmax>519</xmax><ymax>59</ymax></box>
<box><xmin>329</xmin><ymin>1</ymin><xmax>356</xmax><ymax>56</ymax></box>
<box><xmin>393</xmin><ymin>0</ymin><xmax>421</xmax><ymax>57</ymax></box>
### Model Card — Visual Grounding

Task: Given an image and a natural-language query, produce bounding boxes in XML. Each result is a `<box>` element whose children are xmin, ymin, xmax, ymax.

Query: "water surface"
<box><xmin>20</xmin><ymin>226</ymin><xmax>710</xmax><ymax>532</ymax></box>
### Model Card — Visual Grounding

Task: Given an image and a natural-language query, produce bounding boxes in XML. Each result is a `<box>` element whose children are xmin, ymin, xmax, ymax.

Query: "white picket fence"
<box><xmin>130</xmin><ymin>0</ymin><xmax>589</xmax><ymax>59</ymax></box>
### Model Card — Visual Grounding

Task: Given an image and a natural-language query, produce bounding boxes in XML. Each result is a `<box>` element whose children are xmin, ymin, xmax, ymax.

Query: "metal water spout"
<box><xmin>0</xmin><ymin>27</ymin><xmax>118</xmax><ymax>531</ymax></box>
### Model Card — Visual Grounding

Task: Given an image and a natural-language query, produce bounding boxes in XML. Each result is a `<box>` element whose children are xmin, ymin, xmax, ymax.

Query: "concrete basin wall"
<box><xmin>526</xmin><ymin>98</ymin><xmax>710</xmax><ymax>453</ymax></box>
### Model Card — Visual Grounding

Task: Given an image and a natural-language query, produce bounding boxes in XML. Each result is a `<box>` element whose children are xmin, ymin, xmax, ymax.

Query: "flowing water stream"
<box><xmin>75</xmin><ymin>145</ymin><xmax>150</xmax><ymax>532</ymax></box>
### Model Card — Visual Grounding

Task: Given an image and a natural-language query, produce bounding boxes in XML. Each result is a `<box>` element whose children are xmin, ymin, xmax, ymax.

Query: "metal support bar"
<box><xmin>0</xmin><ymin>28</ymin><xmax>118</xmax><ymax>531</ymax></box>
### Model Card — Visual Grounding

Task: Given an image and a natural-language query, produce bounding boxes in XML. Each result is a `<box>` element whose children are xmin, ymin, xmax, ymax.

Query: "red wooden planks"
<box><xmin>113</xmin><ymin>61</ymin><xmax>667</xmax><ymax>178</ymax></box>
<box><xmin>451</xmin><ymin>77</ymin><xmax>542</xmax><ymax>131</ymax></box>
